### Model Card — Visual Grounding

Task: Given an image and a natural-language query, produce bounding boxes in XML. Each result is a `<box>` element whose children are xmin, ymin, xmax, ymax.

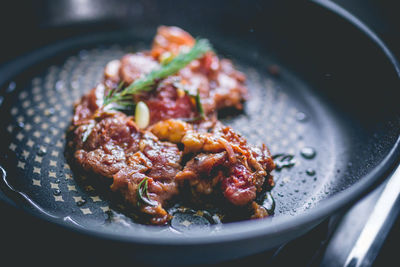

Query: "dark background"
<box><xmin>0</xmin><ymin>0</ymin><xmax>399</xmax><ymax>64</ymax></box>
<box><xmin>0</xmin><ymin>1</ymin><xmax>399</xmax><ymax>266</ymax></box>
<box><xmin>328</xmin><ymin>2</ymin><xmax>400</xmax><ymax>265</ymax></box>
<box><xmin>314</xmin><ymin>2</ymin><xmax>400</xmax><ymax>264</ymax></box>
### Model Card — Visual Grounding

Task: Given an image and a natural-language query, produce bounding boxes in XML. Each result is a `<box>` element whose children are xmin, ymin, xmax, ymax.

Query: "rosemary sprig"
<box><xmin>103</xmin><ymin>81</ymin><xmax>136</xmax><ymax>111</ymax></box>
<box><xmin>102</xmin><ymin>38</ymin><xmax>213</xmax><ymax>108</ymax></box>
<box><xmin>137</xmin><ymin>177</ymin><xmax>158</xmax><ymax>206</ymax></box>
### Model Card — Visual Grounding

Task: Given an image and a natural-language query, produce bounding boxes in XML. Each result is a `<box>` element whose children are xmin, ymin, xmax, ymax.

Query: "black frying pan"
<box><xmin>0</xmin><ymin>0</ymin><xmax>399</xmax><ymax>265</ymax></box>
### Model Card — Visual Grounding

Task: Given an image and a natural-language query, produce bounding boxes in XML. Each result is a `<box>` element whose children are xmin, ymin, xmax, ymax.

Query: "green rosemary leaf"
<box><xmin>103</xmin><ymin>38</ymin><xmax>213</xmax><ymax>108</ymax></box>
<box><xmin>109</xmin><ymin>104</ymin><xmax>136</xmax><ymax>112</ymax></box>
<box><xmin>137</xmin><ymin>177</ymin><xmax>158</xmax><ymax>206</ymax></box>
<box><xmin>183</xmin><ymin>88</ymin><xmax>205</xmax><ymax>119</ymax></box>
<box><xmin>178</xmin><ymin>116</ymin><xmax>203</xmax><ymax>123</ymax></box>
<box><xmin>194</xmin><ymin>92</ymin><xmax>205</xmax><ymax>118</ymax></box>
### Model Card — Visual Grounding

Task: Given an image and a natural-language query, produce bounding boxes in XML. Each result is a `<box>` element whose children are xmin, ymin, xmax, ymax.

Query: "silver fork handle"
<box><xmin>321</xmin><ymin>163</ymin><xmax>400</xmax><ymax>267</ymax></box>
<box><xmin>343</xmin><ymin>164</ymin><xmax>400</xmax><ymax>267</ymax></box>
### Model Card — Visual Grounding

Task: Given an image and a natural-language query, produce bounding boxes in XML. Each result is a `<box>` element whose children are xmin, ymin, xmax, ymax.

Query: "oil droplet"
<box><xmin>300</xmin><ymin>147</ymin><xmax>316</xmax><ymax>159</ymax></box>
<box><xmin>36</xmin><ymin>147</ymin><xmax>47</xmax><ymax>156</ymax></box>
<box><xmin>306</xmin><ymin>169</ymin><xmax>316</xmax><ymax>176</ymax></box>
<box><xmin>16</xmin><ymin>121</ymin><xmax>25</xmax><ymax>130</ymax></box>
<box><xmin>77</xmin><ymin>200</ymin><xmax>86</xmax><ymax>207</ymax></box>
<box><xmin>53</xmin><ymin>189</ymin><xmax>61</xmax><ymax>196</ymax></box>
<box><xmin>263</xmin><ymin>192</ymin><xmax>275</xmax><ymax>214</ymax></box>
<box><xmin>273</xmin><ymin>154</ymin><xmax>296</xmax><ymax>171</ymax></box>
<box><xmin>295</xmin><ymin>112</ymin><xmax>308</xmax><ymax>122</ymax></box>
<box><xmin>55</xmin><ymin>179</ymin><xmax>61</xmax><ymax>184</ymax></box>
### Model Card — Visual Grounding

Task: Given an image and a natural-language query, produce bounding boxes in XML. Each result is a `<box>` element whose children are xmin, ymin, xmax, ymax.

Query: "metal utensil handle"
<box><xmin>344</xmin><ymin>164</ymin><xmax>400</xmax><ymax>267</ymax></box>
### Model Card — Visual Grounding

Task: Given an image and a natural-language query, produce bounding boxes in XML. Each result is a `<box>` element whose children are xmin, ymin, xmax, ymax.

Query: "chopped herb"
<box><xmin>102</xmin><ymin>39</ymin><xmax>213</xmax><ymax>108</ymax></box>
<box><xmin>137</xmin><ymin>177</ymin><xmax>158</xmax><ymax>206</ymax></box>
<box><xmin>194</xmin><ymin>92</ymin><xmax>205</xmax><ymax>118</ymax></box>
<box><xmin>183</xmin><ymin>89</ymin><xmax>205</xmax><ymax>119</ymax></box>
<box><xmin>178</xmin><ymin>116</ymin><xmax>204</xmax><ymax>123</ymax></box>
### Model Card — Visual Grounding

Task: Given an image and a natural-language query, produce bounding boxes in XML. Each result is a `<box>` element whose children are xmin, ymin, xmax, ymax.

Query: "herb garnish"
<box><xmin>182</xmin><ymin>89</ymin><xmax>205</xmax><ymax>121</ymax></box>
<box><xmin>102</xmin><ymin>39</ymin><xmax>213</xmax><ymax>108</ymax></box>
<box><xmin>104</xmin><ymin>81</ymin><xmax>136</xmax><ymax>111</ymax></box>
<box><xmin>137</xmin><ymin>177</ymin><xmax>158</xmax><ymax>206</ymax></box>
<box><xmin>194</xmin><ymin>92</ymin><xmax>205</xmax><ymax>118</ymax></box>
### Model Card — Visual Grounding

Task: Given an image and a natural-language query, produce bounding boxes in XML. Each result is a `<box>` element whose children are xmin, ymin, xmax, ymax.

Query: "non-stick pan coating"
<box><xmin>0</xmin><ymin>1</ymin><xmax>399</xmax><ymax>264</ymax></box>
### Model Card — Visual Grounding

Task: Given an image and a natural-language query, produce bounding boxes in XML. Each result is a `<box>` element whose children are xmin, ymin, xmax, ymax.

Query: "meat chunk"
<box><xmin>119</xmin><ymin>53</ymin><xmax>159</xmax><ymax>85</ymax></box>
<box><xmin>136</xmin><ymin>79</ymin><xmax>198</xmax><ymax>124</ymax></box>
<box><xmin>70</xmin><ymin>26</ymin><xmax>275</xmax><ymax>225</ymax></box>
<box><xmin>110</xmin><ymin>143</ymin><xmax>181</xmax><ymax>225</ymax></box>
<box><xmin>221</xmin><ymin>164</ymin><xmax>257</xmax><ymax>206</ymax></box>
<box><xmin>73</xmin><ymin>84</ymin><xmax>104</xmax><ymax>125</ymax></box>
<box><xmin>150</xmin><ymin>26</ymin><xmax>248</xmax><ymax>114</ymax></box>
<box><xmin>152</xmin><ymin>119</ymin><xmax>275</xmax><ymax>208</ymax></box>
<box><xmin>140</xmin><ymin>135</ymin><xmax>182</xmax><ymax>181</ymax></box>
<box><xmin>151</xmin><ymin>25</ymin><xmax>196</xmax><ymax>60</ymax></box>
<box><xmin>72</xmin><ymin>89</ymin><xmax>182</xmax><ymax>224</ymax></box>
<box><xmin>176</xmin><ymin>152</ymin><xmax>227</xmax><ymax>181</ymax></box>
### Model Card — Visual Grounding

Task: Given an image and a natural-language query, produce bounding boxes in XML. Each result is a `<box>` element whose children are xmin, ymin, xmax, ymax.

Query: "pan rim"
<box><xmin>0</xmin><ymin>0</ymin><xmax>399</xmax><ymax>247</ymax></box>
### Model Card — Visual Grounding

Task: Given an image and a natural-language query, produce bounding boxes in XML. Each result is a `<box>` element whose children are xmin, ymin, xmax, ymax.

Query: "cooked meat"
<box><xmin>162</xmin><ymin>120</ymin><xmax>275</xmax><ymax>207</ymax></box>
<box><xmin>110</xmin><ymin>135</ymin><xmax>181</xmax><ymax>225</ymax></box>
<box><xmin>102</xmin><ymin>26</ymin><xmax>247</xmax><ymax>124</ymax></box>
<box><xmin>70</xmin><ymin>26</ymin><xmax>275</xmax><ymax>225</ymax></box>
<box><xmin>120</xmin><ymin>53</ymin><xmax>159</xmax><ymax>84</ymax></box>
<box><xmin>151</xmin><ymin>25</ymin><xmax>196</xmax><ymax>60</ymax></box>
<box><xmin>73</xmin><ymin>87</ymin><xmax>182</xmax><ymax>224</ymax></box>
<box><xmin>136</xmin><ymin>78</ymin><xmax>198</xmax><ymax>124</ymax></box>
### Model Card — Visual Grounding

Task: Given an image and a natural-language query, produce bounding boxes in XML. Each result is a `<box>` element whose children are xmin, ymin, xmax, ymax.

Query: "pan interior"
<box><xmin>0</xmin><ymin>30</ymin><xmax>357</xmax><ymax>234</ymax></box>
